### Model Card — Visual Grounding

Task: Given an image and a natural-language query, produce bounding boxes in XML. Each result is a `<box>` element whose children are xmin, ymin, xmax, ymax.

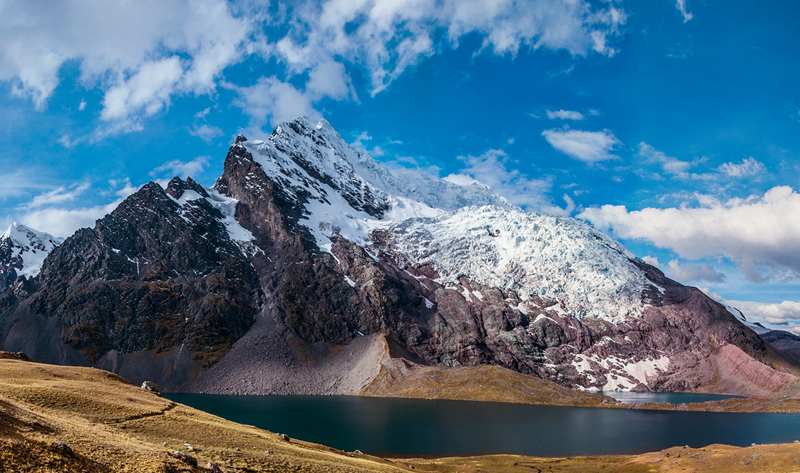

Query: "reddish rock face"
<box><xmin>0</xmin><ymin>119</ymin><xmax>796</xmax><ymax>396</ymax></box>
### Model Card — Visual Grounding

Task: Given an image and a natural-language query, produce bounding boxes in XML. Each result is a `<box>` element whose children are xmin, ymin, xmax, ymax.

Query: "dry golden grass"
<box><xmin>4</xmin><ymin>353</ymin><xmax>800</xmax><ymax>472</ymax></box>
<box><xmin>360</xmin><ymin>361</ymin><xmax>616</xmax><ymax>406</ymax></box>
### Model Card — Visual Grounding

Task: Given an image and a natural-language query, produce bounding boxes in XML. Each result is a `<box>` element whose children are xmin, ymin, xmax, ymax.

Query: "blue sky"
<box><xmin>1</xmin><ymin>0</ymin><xmax>800</xmax><ymax>329</ymax></box>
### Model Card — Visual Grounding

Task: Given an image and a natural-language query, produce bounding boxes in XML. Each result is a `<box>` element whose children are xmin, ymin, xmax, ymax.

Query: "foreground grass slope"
<box><xmin>2</xmin><ymin>352</ymin><xmax>800</xmax><ymax>472</ymax></box>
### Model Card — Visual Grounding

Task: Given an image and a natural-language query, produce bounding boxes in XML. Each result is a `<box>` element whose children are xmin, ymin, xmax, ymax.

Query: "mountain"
<box><xmin>0</xmin><ymin>117</ymin><xmax>797</xmax><ymax>397</ymax></box>
<box><xmin>0</xmin><ymin>223</ymin><xmax>62</xmax><ymax>293</ymax></box>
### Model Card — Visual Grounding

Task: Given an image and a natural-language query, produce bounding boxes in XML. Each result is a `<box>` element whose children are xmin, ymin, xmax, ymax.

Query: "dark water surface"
<box><xmin>166</xmin><ymin>394</ymin><xmax>800</xmax><ymax>457</ymax></box>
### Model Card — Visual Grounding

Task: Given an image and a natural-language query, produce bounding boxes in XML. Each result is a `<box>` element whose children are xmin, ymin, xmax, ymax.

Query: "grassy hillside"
<box><xmin>3</xmin><ymin>352</ymin><xmax>800</xmax><ymax>472</ymax></box>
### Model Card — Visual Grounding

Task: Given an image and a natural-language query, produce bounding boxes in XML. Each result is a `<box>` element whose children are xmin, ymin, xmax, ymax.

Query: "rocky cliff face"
<box><xmin>0</xmin><ymin>117</ymin><xmax>796</xmax><ymax>396</ymax></box>
<box><xmin>0</xmin><ymin>178</ymin><xmax>261</xmax><ymax>390</ymax></box>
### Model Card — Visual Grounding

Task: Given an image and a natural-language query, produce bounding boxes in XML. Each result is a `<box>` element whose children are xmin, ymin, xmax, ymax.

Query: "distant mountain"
<box><xmin>1</xmin><ymin>118</ymin><xmax>797</xmax><ymax>397</ymax></box>
<box><xmin>0</xmin><ymin>222</ymin><xmax>62</xmax><ymax>293</ymax></box>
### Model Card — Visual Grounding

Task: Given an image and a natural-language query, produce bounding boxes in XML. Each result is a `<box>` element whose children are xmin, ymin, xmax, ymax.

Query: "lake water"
<box><xmin>602</xmin><ymin>391</ymin><xmax>744</xmax><ymax>404</ymax></box>
<box><xmin>166</xmin><ymin>394</ymin><xmax>800</xmax><ymax>457</ymax></box>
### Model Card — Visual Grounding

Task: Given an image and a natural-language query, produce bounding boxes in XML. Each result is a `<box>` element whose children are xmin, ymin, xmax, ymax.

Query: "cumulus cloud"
<box><xmin>718</xmin><ymin>157</ymin><xmax>766</xmax><ymax>178</ymax></box>
<box><xmin>0</xmin><ymin>0</ymin><xmax>628</xmax><ymax>134</ymax></box>
<box><xmin>725</xmin><ymin>300</ymin><xmax>800</xmax><ymax>326</ymax></box>
<box><xmin>546</xmin><ymin>109</ymin><xmax>585</xmax><ymax>120</ymax></box>
<box><xmin>271</xmin><ymin>0</ymin><xmax>627</xmax><ymax>97</ymax></box>
<box><xmin>454</xmin><ymin>149</ymin><xmax>573</xmax><ymax>215</ymax></box>
<box><xmin>231</xmin><ymin>77</ymin><xmax>320</xmax><ymax>130</ymax></box>
<box><xmin>542</xmin><ymin>129</ymin><xmax>620</xmax><ymax>163</ymax></box>
<box><xmin>101</xmin><ymin>57</ymin><xmax>183</xmax><ymax>121</ymax></box>
<box><xmin>0</xmin><ymin>0</ymin><xmax>252</xmax><ymax>123</ymax></box>
<box><xmin>580</xmin><ymin>186</ymin><xmax>800</xmax><ymax>281</ymax></box>
<box><xmin>676</xmin><ymin>0</ymin><xmax>693</xmax><ymax>23</ymax></box>
<box><xmin>666</xmin><ymin>260</ymin><xmax>726</xmax><ymax>283</ymax></box>
<box><xmin>641</xmin><ymin>256</ymin><xmax>726</xmax><ymax>283</ymax></box>
<box><xmin>151</xmin><ymin>156</ymin><xmax>210</xmax><ymax>179</ymax></box>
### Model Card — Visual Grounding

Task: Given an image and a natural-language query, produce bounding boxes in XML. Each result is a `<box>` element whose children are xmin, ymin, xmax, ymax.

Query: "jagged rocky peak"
<box><xmin>244</xmin><ymin>116</ymin><xmax>394</xmax><ymax>217</ymax></box>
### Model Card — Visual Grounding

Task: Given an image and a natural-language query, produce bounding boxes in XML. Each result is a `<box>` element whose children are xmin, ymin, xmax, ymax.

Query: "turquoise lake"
<box><xmin>166</xmin><ymin>393</ymin><xmax>800</xmax><ymax>457</ymax></box>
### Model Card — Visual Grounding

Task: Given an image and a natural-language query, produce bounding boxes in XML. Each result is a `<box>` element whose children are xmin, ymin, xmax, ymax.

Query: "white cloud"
<box><xmin>20</xmin><ymin>201</ymin><xmax>121</xmax><ymax>238</ymax></box>
<box><xmin>676</xmin><ymin>0</ymin><xmax>693</xmax><ymax>23</ymax></box>
<box><xmin>725</xmin><ymin>300</ymin><xmax>800</xmax><ymax>326</ymax></box>
<box><xmin>108</xmin><ymin>178</ymin><xmax>139</xmax><ymax>199</ymax></box>
<box><xmin>638</xmin><ymin>142</ymin><xmax>696</xmax><ymax>177</ymax></box>
<box><xmin>641</xmin><ymin>255</ymin><xmax>660</xmax><ymax>267</ymax></box>
<box><xmin>0</xmin><ymin>0</ymin><xmax>252</xmax><ymax>124</ymax></box>
<box><xmin>718</xmin><ymin>157</ymin><xmax>766</xmax><ymax>178</ymax></box>
<box><xmin>306</xmin><ymin>58</ymin><xmax>356</xmax><ymax>101</ymax></box>
<box><xmin>0</xmin><ymin>170</ymin><xmax>48</xmax><ymax>199</ymax></box>
<box><xmin>641</xmin><ymin>255</ymin><xmax>726</xmax><ymax>283</ymax></box>
<box><xmin>232</xmin><ymin>77</ymin><xmax>319</xmax><ymax>130</ymax></box>
<box><xmin>580</xmin><ymin>186</ymin><xmax>800</xmax><ymax>282</ymax></box>
<box><xmin>455</xmin><ymin>149</ymin><xmax>572</xmax><ymax>215</ymax></box>
<box><xmin>101</xmin><ymin>57</ymin><xmax>183</xmax><ymax>122</ymax></box>
<box><xmin>22</xmin><ymin>183</ymin><xmax>90</xmax><ymax>210</ymax></box>
<box><xmin>151</xmin><ymin>156</ymin><xmax>210</xmax><ymax>179</ymax></box>
<box><xmin>542</xmin><ymin>129</ymin><xmax>620</xmax><ymax>163</ymax></box>
<box><xmin>274</xmin><ymin>0</ymin><xmax>627</xmax><ymax>98</ymax></box>
<box><xmin>189</xmin><ymin>124</ymin><xmax>224</xmax><ymax>143</ymax></box>
<box><xmin>18</xmin><ymin>179</ymin><xmax>141</xmax><ymax>238</ymax></box>
<box><xmin>57</xmin><ymin>135</ymin><xmax>81</xmax><ymax>149</ymax></box>
<box><xmin>546</xmin><ymin>109</ymin><xmax>585</xmax><ymax>120</ymax></box>
<box><xmin>666</xmin><ymin>259</ymin><xmax>726</xmax><ymax>283</ymax></box>
<box><xmin>0</xmin><ymin>0</ymin><xmax>628</xmax><ymax>134</ymax></box>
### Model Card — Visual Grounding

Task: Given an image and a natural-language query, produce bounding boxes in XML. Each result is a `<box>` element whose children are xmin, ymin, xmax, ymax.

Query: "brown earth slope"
<box><xmin>4</xmin><ymin>352</ymin><xmax>800</xmax><ymax>472</ymax></box>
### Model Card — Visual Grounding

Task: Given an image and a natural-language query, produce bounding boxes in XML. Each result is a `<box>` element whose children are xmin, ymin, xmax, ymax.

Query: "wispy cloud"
<box><xmin>676</xmin><ymin>0</ymin><xmax>693</xmax><ymax>23</ymax></box>
<box><xmin>638</xmin><ymin>142</ymin><xmax>698</xmax><ymax>178</ymax></box>
<box><xmin>546</xmin><ymin>109</ymin><xmax>585</xmax><ymax>120</ymax></box>
<box><xmin>189</xmin><ymin>124</ymin><xmax>224</xmax><ymax>143</ymax></box>
<box><xmin>18</xmin><ymin>179</ymin><xmax>141</xmax><ymax>238</ymax></box>
<box><xmin>718</xmin><ymin>157</ymin><xmax>766</xmax><ymax>178</ymax></box>
<box><xmin>20</xmin><ymin>201</ymin><xmax>121</xmax><ymax>238</ymax></box>
<box><xmin>151</xmin><ymin>156</ymin><xmax>210</xmax><ymax>179</ymax></box>
<box><xmin>0</xmin><ymin>170</ymin><xmax>49</xmax><ymax>199</ymax></box>
<box><xmin>22</xmin><ymin>183</ymin><xmax>90</xmax><ymax>210</ymax></box>
<box><xmin>453</xmin><ymin>149</ymin><xmax>573</xmax><ymax>215</ymax></box>
<box><xmin>542</xmin><ymin>129</ymin><xmax>621</xmax><ymax>163</ymax></box>
<box><xmin>580</xmin><ymin>186</ymin><xmax>800</xmax><ymax>282</ymax></box>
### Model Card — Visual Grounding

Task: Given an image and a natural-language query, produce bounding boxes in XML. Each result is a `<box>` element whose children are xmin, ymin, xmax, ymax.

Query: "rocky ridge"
<box><xmin>0</xmin><ymin>117</ymin><xmax>797</xmax><ymax>397</ymax></box>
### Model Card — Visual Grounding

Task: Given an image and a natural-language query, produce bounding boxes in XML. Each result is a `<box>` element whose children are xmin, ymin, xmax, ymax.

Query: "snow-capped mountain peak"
<box><xmin>235</xmin><ymin>117</ymin><xmax>654</xmax><ymax>321</ymax></box>
<box><xmin>237</xmin><ymin>117</ymin><xmax>513</xmax><ymax>251</ymax></box>
<box><xmin>0</xmin><ymin>222</ymin><xmax>64</xmax><ymax>279</ymax></box>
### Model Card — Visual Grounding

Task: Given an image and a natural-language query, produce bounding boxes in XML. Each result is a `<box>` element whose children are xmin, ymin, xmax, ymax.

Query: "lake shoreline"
<box><xmin>3</xmin><ymin>355</ymin><xmax>800</xmax><ymax>472</ymax></box>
